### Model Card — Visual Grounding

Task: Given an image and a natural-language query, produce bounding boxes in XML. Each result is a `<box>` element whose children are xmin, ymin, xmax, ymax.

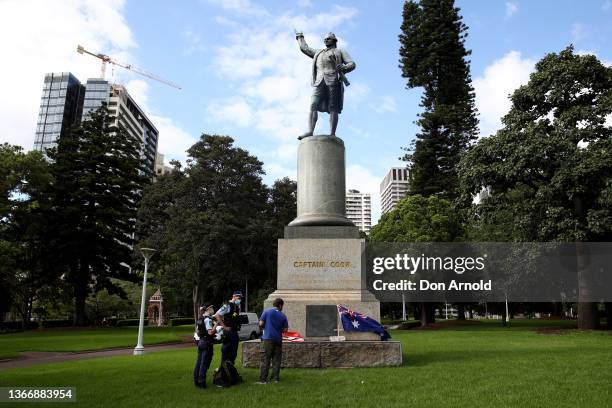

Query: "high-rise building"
<box><xmin>82</xmin><ymin>79</ymin><xmax>158</xmax><ymax>179</ymax></box>
<box><xmin>34</xmin><ymin>72</ymin><xmax>85</xmax><ymax>151</ymax></box>
<box><xmin>34</xmin><ymin>73</ymin><xmax>159</xmax><ymax>178</ymax></box>
<box><xmin>380</xmin><ymin>167</ymin><xmax>410</xmax><ymax>214</ymax></box>
<box><xmin>154</xmin><ymin>152</ymin><xmax>173</xmax><ymax>178</ymax></box>
<box><xmin>346</xmin><ymin>189</ymin><xmax>372</xmax><ymax>235</ymax></box>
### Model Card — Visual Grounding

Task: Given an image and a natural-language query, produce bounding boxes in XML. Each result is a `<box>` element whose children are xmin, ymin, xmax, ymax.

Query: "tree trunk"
<box><xmin>501</xmin><ymin>304</ymin><xmax>507</xmax><ymax>327</ymax></box>
<box><xmin>419</xmin><ymin>303</ymin><xmax>427</xmax><ymax>327</ymax></box>
<box><xmin>575</xmin><ymin>241</ymin><xmax>599</xmax><ymax>329</ymax></box>
<box><xmin>426</xmin><ymin>303</ymin><xmax>436</xmax><ymax>324</ymax></box>
<box><xmin>604</xmin><ymin>303</ymin><xmax>612</xmax><ymax>330</ymax></box>
<box><xmin>551</xmin><ymin>302</ymin><xmax>562</xmax><ymax>318</ymax></box>
<box><xmin>578</xmin><ymin>302</ymin><xmax>599</xmax><ymax>329</ymax></box>
<box><xmin>73</xmin><ymin>289</ymin><xmax>87</xmax><ymax>326</ymax></box>
<box><xmin>420</xmin><ymin>303</ymin><xmax>436</xmax><ymax>327</ymax></box>
<box><xmin>192</xmin><ymin>283</ymin><xmax>205</xmax><ymax>321</ymax></box>
<box><xmin>456</xmin><ymin>303</ymin><xmax>466</xmax><ymax>320</ymax></box>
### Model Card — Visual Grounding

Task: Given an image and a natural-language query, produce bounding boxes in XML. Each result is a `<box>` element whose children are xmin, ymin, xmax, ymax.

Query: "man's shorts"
<box><xmin>311</xmin><ymin>81</ymin><xmax>342</xmax><ymax>113</ymax></box>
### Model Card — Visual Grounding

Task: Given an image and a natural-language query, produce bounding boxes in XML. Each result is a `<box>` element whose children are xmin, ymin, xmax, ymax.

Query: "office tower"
<box><xmin>34</xmin><ymin>73</ymin><xmax>159</xmax><ymax>179</ymax></box>
<box><xmin>82</xmin><ymin>79</ymin><xmax>158</xmax><ymax>179</ymax></box>
<box><xmin>380</xmin><ymin>167</ymin><xmax>410</xmax><ymax>214</ymax></box>
<box><xmin>34</xmin><ymin>72</ymin><xmax>85</xmax><ymax>151</ymax></box>
<box><xmin>346</xmin><ymin>189</ymin><xmax>372</xmax><ymax>235</ymax></box>
<box><xmin>154</xmin><ymin>152</ymin><xmax>173</xmax><ymax>178</ymax></box>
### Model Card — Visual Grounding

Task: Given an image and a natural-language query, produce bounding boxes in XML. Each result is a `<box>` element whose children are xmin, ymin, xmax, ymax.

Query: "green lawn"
<box><xmin>1</xmin><ymin>320</ymin><xmax>611</xmax><ymax>408</ymax></box>
<box><xmin>0</xmin><ymin>326</ymin><xmax>194</xmax><ymax>359</ymax></box>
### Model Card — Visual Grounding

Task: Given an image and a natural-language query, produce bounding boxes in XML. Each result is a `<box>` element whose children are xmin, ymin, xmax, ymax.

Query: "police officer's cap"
<box><xmin>200</xmin><ymin>302</ymin><xmax>214</xmax><ymax>311</ymax></box>
<box><xmin>232</xmin><ymin>290</ymin><xmax>243</xmax><ymax>298</ymax></box>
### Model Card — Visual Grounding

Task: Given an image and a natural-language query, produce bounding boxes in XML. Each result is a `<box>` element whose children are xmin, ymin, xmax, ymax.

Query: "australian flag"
<box><xmin>337</xmin><ymin>305</ymin><xmax>391</xmax><ymax>341</ymax></box>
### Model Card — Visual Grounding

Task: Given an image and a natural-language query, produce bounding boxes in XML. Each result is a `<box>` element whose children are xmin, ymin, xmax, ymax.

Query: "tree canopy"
<box><xmin>399</xmin><ymin>0</ymin><xmax>478</xmax><ymax>199</ymax></box>
<box><xmin>46</xmin><ymin>105</ymin><xmax>149</xmax><ymax>325</ymax></box>
<box><xmin>458</xmin><ymin>47</ymin><xmax>612</xmax><ymax>328</ymax></box>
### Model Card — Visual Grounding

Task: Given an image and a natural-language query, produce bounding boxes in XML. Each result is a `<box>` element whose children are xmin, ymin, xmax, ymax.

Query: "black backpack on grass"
<box><xmin>213</xmin><ymin>361</ymin><xmax>243</xmax><ymax>387</ymax></box>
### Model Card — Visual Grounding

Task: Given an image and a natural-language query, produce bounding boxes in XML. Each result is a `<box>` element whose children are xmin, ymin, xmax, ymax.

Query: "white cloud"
<box><xmin>0</xmin><ymin>0</ymin><xmax>135</xmax><ymax>149</ymax></box>
<box><xmin>0</xmin><ymin>0</ymin><xmax>194</xmax><ymax>164</ymax></box>
<box><xmin>297</xmin><ymin>0</ymin><xmax>313</xmax><ymax>8</ymax></box>
<box><xmin>150</xmin><ymin>115</ymin><xmax>196</xmax><ymax>162</ymax></box>
<box><xmin>182</xmin><ymin>29</ymin><xmax>207</xmax><ymax>56</ymax></box>
<box><xmin>505</xmin><ymin>1</ymin><xmax>519</xmax><ymax>17</ymax></box>
<box><xmin>474</xmin><ymin>51</ymin><xmax>535</xmax><ymax>137</ymax></box>
<box><xmin>205</xmin><ymin>4</ymin><xmax>359</xmax><ymax>140</ymax></box>
<box><xmin>571</xmin><ymin>22</ymin><xmax>588</xmax><ymax>43</ymax></box>
<box><xmin>124</xmin><ymin>79</ymin><xmax>196</xmax><ymax>163</ymax></box>
<box><xmin>371</xmin><ymin>95</ymin><xmax>397</xmax><ymax>114</ymax></box>
<box><xmin>346</xmin><ymin>164</ymin><xmax>383</xmax><ymax>224</ymax></box>
<box><xmin>204</xmin><ymin>0</ymin><xmax>268</xmax><ymax>18</ymax></box>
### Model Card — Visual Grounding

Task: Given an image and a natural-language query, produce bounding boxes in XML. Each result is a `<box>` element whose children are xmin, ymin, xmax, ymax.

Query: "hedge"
<box><xmin>0</xmin><ymin>321</ymin><xmax>38</xmax><ymax>331</ymax></box>
<box><xmin>117</xmin><ymin>319</ymin><xmax>148</xmax><ymax>327</ymax></box>
<box><xmin>40</xmin><ymin>319</ymin><xmax>73</xmax><ymax>328</ymax></box>
<box><xmin>398</xmin><ymin>321</ymin><xmax>422</xmax><ymax>330</ymax></box>
<box><xmin>169</xmin><ymin>318</ymin><xmax>195</xmax><ymax>327</ymax></box>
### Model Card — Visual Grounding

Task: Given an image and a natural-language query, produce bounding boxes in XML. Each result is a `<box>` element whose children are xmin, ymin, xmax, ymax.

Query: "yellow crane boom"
<box><xmin>77</xmin><ymin>45</ymin><xmax>181</xmax><ymax>90</ymax></box>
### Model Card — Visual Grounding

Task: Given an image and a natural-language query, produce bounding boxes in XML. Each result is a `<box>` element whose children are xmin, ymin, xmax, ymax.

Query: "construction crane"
<box><xmin>77</xmin><ymin>45</ymin><xmax>181</xmax><ymax>90</ymax></box>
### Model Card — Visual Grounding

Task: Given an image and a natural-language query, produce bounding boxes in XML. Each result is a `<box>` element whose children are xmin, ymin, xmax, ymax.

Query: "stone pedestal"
<box><xmin>265</xmin><ymin>231</ymin><xmax>380</xmax><ymax>338</ymax></box>
<box><xmin>242</xmin><ymin>340</ymin><xmax>403</xmax><ymax>368</ymax></box>
<box><xmin>289</xmin><ymin>135</ymin><xmax>353</xmax><ymax>226</ymax></box>
<box><xmin>259</xmin><ymin>134</ymin><xmax>395</xmax><ymax>369</ymax></box>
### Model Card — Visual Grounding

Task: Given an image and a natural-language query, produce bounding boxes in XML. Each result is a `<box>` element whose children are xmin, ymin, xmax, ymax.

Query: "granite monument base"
<box><xmin>242</xmin><ymin>339</ymin><xmax>402</xmax><ymax>368</ymax></box>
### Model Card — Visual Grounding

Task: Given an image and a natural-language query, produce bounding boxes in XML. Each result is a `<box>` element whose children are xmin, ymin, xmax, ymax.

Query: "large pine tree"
<box><xmin>399</xmin><ymin>0</ymin><xmax>478</xmax><ymax>199</ymax></box>
<box><xmin>47</xmin><ymin>105</ymin><xmax>148</xmax><ymax>326</ymax></box>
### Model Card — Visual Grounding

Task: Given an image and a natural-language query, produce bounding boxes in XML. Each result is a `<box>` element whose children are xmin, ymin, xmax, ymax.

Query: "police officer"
<box><xmin>215</xmin><ymin>291</ymin><xmax>242</xmax><ymax>365</ymax></box>
<box><xmin>194</xmin><ymin>303</ymin><xmax>216</xmax><ymax>388</ymax></box>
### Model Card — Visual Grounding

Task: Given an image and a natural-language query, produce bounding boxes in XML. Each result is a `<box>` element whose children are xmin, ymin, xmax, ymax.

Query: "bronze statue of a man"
<box><xmin>295</xmin><ymin>31</ymin><xmax>356</xmax><ymax>140</ymax></box>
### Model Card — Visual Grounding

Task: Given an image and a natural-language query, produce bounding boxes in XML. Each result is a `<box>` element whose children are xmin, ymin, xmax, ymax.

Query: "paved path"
<box><xmin>0</xmin><ymin>342</ymin><xmax>192</xmax><ymax>370</ymax></box>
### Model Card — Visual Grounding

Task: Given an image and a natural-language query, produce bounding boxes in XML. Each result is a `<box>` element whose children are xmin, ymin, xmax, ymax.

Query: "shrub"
<box><xmin>0</xmin><ymin>321</ymin><xmax>38</xmax><ymax>331</ymax></box>
<box><xmin>40</xmin><ymin>319</ymin><xmax>72</xmax><ymax>328</ymax></box>
<box><xmin>169</xmin><ymin>318</ymin><xmax>194</xmax><ymax>327</ymax></box>
<box><xmin>398</xmin><ymin>321</ymin><xmax>422</xmax><ymax>330</ymax></box>
<box><xmin>117</xmin><ymin>319</ymin><xmax>147</xmax><ymax>327</ymax></box>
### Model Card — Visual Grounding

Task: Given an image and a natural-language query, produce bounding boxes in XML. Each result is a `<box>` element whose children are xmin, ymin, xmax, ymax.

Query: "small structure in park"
<box><xmin>147</xmin><ymin>288</ymin><xmax>165</xmax><ymax>326</ymax></box>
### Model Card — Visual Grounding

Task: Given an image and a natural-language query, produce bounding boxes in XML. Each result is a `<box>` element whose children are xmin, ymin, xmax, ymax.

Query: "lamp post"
<box><xmin>134</xmin><ymin>248</ymin><xmax>156</xmax><ymax>355</ymax></box>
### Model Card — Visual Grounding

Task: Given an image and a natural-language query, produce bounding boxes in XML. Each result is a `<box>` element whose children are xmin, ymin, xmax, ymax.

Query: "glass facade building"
<box><xmin>82</xmin><ymin>79</ymin><xmax>158</xmax><ymax>179</ymax></box>
<box><xmin>34</xmin><ymin>72</ymin><xmax>85</xmax><ymax>151</ymax></box>
<box><xmin>33</xmin><ymin>73</ymin><xmax>159</xmax><ymax>179</ymax></box>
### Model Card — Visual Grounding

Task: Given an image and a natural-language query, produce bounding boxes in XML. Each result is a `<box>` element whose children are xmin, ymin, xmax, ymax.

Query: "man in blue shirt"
<box><xmin>256</xmin><ymin>298</ymin><xmax>288</xmax><ymax>384</ymax></box>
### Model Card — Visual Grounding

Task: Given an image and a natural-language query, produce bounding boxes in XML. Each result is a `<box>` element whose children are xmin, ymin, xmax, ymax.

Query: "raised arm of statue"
<box><xmin>295</xmin><ymin>31</ymin><xmax>317</xmax><ymax>58</ymax></box>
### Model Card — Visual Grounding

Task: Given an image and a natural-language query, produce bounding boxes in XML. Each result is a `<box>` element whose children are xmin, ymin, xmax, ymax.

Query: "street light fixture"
<box><xmin>134</xmin><ymin>247</ymin><xmax>156</xmax><ymax>355</ymax></box>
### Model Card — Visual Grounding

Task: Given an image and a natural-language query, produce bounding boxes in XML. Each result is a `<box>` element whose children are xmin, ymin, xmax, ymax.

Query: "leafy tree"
<box><xmin>46</xmin><ymin>105</ymin><xmax>149</xmax><ymax>326</ymax></box>
<box><xmin>137</xmin><ymin>135</ymin><xmax>288</xmax><ymax>317</ymax></box>
<box><xmin>399</xmin><ymin>0</ymin><xmax>478</xmax><ymax>199</ymax></box>
<box><xmin>0</xmin><ymin>144</ymin><xmax>56</xmax><ymax>325</ymax></box>
<box><xmin>458</xmin><ymin>47</ymin><xmax>612</xmax><ymax>329</ymax></box>
<box><xmin>370</xmin><ymin>195</ymin><xmax>463</xmax><ymax>325</ymax></box>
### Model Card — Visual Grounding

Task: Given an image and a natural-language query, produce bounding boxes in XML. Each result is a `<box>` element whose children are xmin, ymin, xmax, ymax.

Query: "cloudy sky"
<box><xmin>1</xmin><ymin>0</ymin><xmax>611</xmax><ymax>222</ymax></box>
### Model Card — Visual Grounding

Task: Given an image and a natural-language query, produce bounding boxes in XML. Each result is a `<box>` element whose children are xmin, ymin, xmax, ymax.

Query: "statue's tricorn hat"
<box><xmin>324</xmin><ymin>32</ymin><xmax>337</xmax><ymax>41</ymax></box>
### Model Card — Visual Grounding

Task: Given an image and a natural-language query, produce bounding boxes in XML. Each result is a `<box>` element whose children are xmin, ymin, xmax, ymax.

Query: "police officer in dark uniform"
<box><xmin>215</xmin><ymin>291</ymin><xmax>243</xmax><ymax>365</ymax></box>
<box><xmin>194</xmin><ymin>303</ymin><xmax>216</xmax><ymax>388</ymax></box>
